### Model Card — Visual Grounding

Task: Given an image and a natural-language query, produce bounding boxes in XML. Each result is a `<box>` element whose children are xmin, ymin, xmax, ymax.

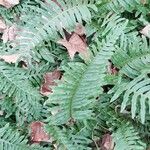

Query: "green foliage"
<box><xmin>106</xmin><ymin>0</ymin><xmax>140</xmax><ymax>13</ymax></box>
<box><xmin>0</xmin><ymin>62</ymin><xmax>42</xmax><ymax>125</ymax></box>
<box><xmin>113</xmin><ymin>123</ymin><xmax>146</xmax><ymax>150</ymax></box>
<box><xmin>46</xmin><ymin>15</ymin><xmax>127</xmax><ymax>125</ymax></box>
<box><xmin>15</xmin><ymin>0</ymin><xmax>96</xmax><ymax>59</ymax></box>
<box><xmin>0</xmin><ymin>0</ymin><xmax>150</xmax><ymax>149</ymax></box>
<box><xmin>96</xmin><ymin>96</ymin><xmax>146</xmax><ymax>150</ymax></box>
<box><xmin>110</xmin><ymin>35</ymin><xmax>150</xmax><ymax>123</ymax></box>
<box><xmin>0</xmin><ymin>124</ymin><xmax>48</xmax><ymax>150</ymax></box>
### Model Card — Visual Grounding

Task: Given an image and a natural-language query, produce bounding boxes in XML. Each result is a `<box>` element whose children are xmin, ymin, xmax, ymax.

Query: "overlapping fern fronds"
<box><xmin>1</xmin><ymin>0</ymin><xmax>150</xmax><ymax>149</ymax></box>
<box><xmin>96</xmin><ymin>97</ymin><xmax>146</xmax><ymax>150</ymax></box>
<box><xmin>0</xmin><ymin>62</ymin><xmax>42</xmax><ymax>125</ymax></box>
<box><xmin>45</xmin><ymin>14</ymin><xmax>128</xmax><ymax>125</ymax></box>
<box><xmin>15</xmin><ymin>0</ymin><xmax>96</xmax><ymax>55</ymax></box>
<box><xmin>110</xmin><ymin>35</ymin><xmax>150</xmax><ymax>123</ymax></box>
<box><xmin>0</xmin><ymin>124</ymin><xmax>48</xmax><ymax>150</ymax></box>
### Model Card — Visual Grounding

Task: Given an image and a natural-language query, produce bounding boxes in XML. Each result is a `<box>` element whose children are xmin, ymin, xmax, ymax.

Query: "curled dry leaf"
<box><xmin>30</xmin><ymin>121</ymin><xmax>51</xmax><ymax>143</ymax></box>
<box><xmin>2</xmin><ymin>25</ymin><xmax>18</xmax><ymax>43</ymax></box>
<box><xmin>40</xmin><ymin>70</ymin><xmax>61</xmax><ymax>96</ymax></box>
<box><xmin>0</xmin><ymin>54</ymin><xmax>20</xmax><ymax>64</ymax></box>
<box><xmin>58</xmin><ymin>24</ymin><xmax>88</xmax><ymax>59</ymax></box>
<box><xmin>101</xmin><ymin>134</ymin><xmax>114</xmax><ymax>150</ymax></box>
<box><xmin>140</xmin><ymin>24</ymin><xmax>150</xmax><ymax>38</ymax></box>
<box><xmin>0</xmin><ymin>18</ymin><xmax>6</xmax><ymax>32</ymax></box>
<box><xmin>0</xmin><ymin>0</ymin><xmax>19</xmax><ymax>8</ymax></box>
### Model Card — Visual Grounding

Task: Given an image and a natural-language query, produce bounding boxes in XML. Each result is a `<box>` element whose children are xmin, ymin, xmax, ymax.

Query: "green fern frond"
<box><xmin>96</xmin><ymin>100</ymin><xmax>146</xmax><ymax>150</ymax></box>
<box><xmin>46</xmin><ymin>124</ymin><xmax>76</xmax><ymax>150</ymax></box>
<box><xmin>0</xmin><ymin>62</ymin><xmax>42</xmax><ymax>124</ymax></box>
<box><xmin>112</xmin><ymin>36</ymin><xmax>150</xmax><ymax>78</ymax></box>
<box><xmin>111</xmin><ymin>74</ymin><xmax>150</xmax><ymax>124</ymax></box>
<box><xmin>69</xmin><ymin>128</ymin><xmax>92</xmax><ymax>150</ymax></box>
<box><xmin>113</xmin><ymin>123</ymin><xmax>146</xmax><ymax>150</ymax></box>
<box><xmin>109</xmin><ymin>35</ymin><xmax>150</xmax><ymax>123</ymax></box>
<box><xmin>0</xmin><ymin>97</ymin><xmax>16</xmax><ymax>118</ymax></box>
<box><xmin>0</xmin><ymin>0</ymin><xmax>33</xmax><ymax>22</ymax></box>
<box><xmin>106</xmin><ymin>0</ymin><xmax>140</xmax><ymax>13</ymax></box>
<box><xmin>46</xmin><ymin>123</ymin><xmax>92</xmax><ymax>150</ymax></box>
<box><xmin>0</xmin><ymin>124</ymin><xmax>48</xmax><ymax>150</ymax></box>
<box><xmin>15</xmin><ymin>0</ymin><xmax>96</xmax><ymax>56</ymax></box>
<box><xmin>45</xmin><ymin>15</ymin><xmax>128</xmax><ymax>125</ymax></box>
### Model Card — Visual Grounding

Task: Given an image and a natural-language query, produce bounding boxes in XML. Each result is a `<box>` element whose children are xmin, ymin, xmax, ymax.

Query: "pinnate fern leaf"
<box><xmin>113</xmin><ymin>123</ymin><xmax>146</xmax><ymax>150</ymax></box>
<box><xmin>0</xmin><ymin>124</ymin><xmax>48</xmax><ymax>150</ymax></box>
<box><xmin>0</xmin><ymin>62</ymin><xmax>42</xmax><ymax>124</ymax></box>
<box><xmin>16</xmin><ymin>0</ymin><xmax>96</xmax><ymax>56</ymax></box>
<box><xmin>45</xmin><ymin>15</ymin><xmax>128</xmax><ymax>125</ymax></box>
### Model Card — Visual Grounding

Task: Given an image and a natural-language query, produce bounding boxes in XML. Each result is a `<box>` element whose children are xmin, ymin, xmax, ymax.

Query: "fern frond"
<box><xmin>112</xmin><ymin>36</ymin><xmax>150</xmax><ymax>78</ymax></box>
<box><xmin>0</xmin><ymin>124</ymin><xmax>48</xmax><ymax>150</ymax></box>
<box><xmin>106</xmin><ymin>0</ymin><xmax>140</xmax><ymax>13</ymax></box>
<box><xmin>109</xmin><ymin>34</ymin><xmax>150</xmax><ymax>123</ymax></box>
<box><xmin>0</xmin><ymin>97</ymin><xmax>16</xmax><ymax>118</ymax></box>
<box><xmin>45</xmin><ymin>15</ymin><xmax>128</xmax><ymax>125</ymax></box>
<box><xmin>0</xmin><ymin>62</ymin><xmax>42</xmax><ymax>124</ymax></box>
<box><xmin>46</xmin><ymin>124</ymin><xmax>76</xmax><ymax>150</ymax></box>
<box><xmin>113</xmin><ymin>123</ymin><xmax>146</xmax><ymax>150</ymax></box>
<box><xmin>96</xmin><ymin>99</ymin><xmax>146</xmax><ymax>150</ymax></box>
<box><xmin>111</xmin><ymin>74</ymin><xmax>150</xmax><ymax>124</ymax></box>
<box><xmin>0</xmin><ymin>0</ymin><xmax>33</xmax><ymax>22</ymax></box>
<box><xmin>15</xmin><ymin>0</ymin><xmax>96</xmax><ymax>56</ymax></box>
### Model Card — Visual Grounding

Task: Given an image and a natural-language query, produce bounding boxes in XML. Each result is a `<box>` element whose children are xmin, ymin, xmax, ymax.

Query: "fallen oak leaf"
<box><xmin>0</xmin><ymin>0</ymin><xmax>19</xmax><ymax>8</ymax></box>
<box><xmin>30</xmin><ymin>121</ymin><xmax>51</xmax><ymax>144</ymax></box>
<box><xmin>58</xmin><ymin>24</ymin><xmax>89</xmax><ymax>59</ymax></box>
<box><xmin>40</xmin><ymin>70</ymin><xmax>61</xmax><ymax>96</ymax></box>
<box><xmin>58</xmin><ymin>33</ymin><xmax>88</xmax><ymax>59</ymax></box>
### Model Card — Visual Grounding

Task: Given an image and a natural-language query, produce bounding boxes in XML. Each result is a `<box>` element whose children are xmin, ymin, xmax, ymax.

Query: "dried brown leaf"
<box><xmin>2</xmin><ymin>25</ymin><xmax>18</xmax><ymax>43</ymax></box>
<box><xmin>101</xmin><ymin>134</ymin><xmax>114</xmax><ymax>150</ymax></box>
<box><xmin>58</xmin><ymin>24</ymin><xmax>89</xmax><ymax>59</ymax></box>
<box><xmin>30</xmin><ymin>121</ymin><xmax>51</xmax><ymax>143</ymax></box>
<box><xmin>40</xmin><ymin>70</ymin><xmax>61</xmax><ymax>96</ymax></box>
<box><xmin>58</xmin><ymin>33</ymin><xmax>88</xmax><ymax>59</ymax></box>
<box><xmin>0</xmin><ymin>0</ymin><xmax>19</xmax><ymax>8</ymax></box>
